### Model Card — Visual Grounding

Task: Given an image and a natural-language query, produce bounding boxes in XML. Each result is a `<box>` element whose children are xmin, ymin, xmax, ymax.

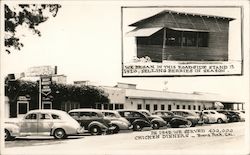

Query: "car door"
<box><xmin>132</xmin><ymin>112</ymin><xmax>151</xmax><ymax>127</ymax></box>
<box><xmin>123</xmin><ymin>111</ymin><xmax>135</xmax><ymax>123</ymax></box>
<box><xmin>79</xmin><ymin>112</ymin><xmax>93</xmax><ymax>128</ymax></box>
<box><xmin>163</xmin><ymin>112</ymin><xmax>174</xmax><ymax>123</ymax></box>
<box><xmin>20</xmin><ymin>113</ymin><xmax>38</xmax><ymax>135</ymax></box>
<box><xmin>209</xmin><ymin>111</ymin><xmax>218</xmax><ymax>122</ymax></box>
<box><xmin>91</xmin><ymin>112</ymin><xmax>104</xmax><ymax>124</ymax></box>
<box><xmin>204</xmin><ymin>111</ymin><xmax>216</xmax><ymax>123</ymax></box>
<box><xmin>37</xmin><ymin>113</ymin><xmax>54</xmax><ymax>135</ymax></box>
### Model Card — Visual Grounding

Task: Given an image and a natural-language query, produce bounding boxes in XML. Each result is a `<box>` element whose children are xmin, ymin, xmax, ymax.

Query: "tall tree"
<box><xmin>4</xmin><ymin>4</ymin><xmax>61</xmax><ymax>54</ymax></box>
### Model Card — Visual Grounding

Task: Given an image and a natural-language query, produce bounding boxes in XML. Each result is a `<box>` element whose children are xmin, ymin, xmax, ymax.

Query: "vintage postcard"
<box><xmin>1</xmin><ymin>1</ymin><xmax>249</xmax><ymax>155</ymax></box>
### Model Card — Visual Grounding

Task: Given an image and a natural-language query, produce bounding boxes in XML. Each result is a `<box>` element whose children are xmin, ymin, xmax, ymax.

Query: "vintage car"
<box><xmin>202</xmin><ymin>110</ymin><xmax>228</xmax><ymax>123</ymax></box>
<box><xmin>217</xmin><ymin>110</ymin><xmax>240</xmax><ymax>122</ymax></box>
<box><xmin>171</xmin><ymin>109</ymin><xmax>200</xmax><ymax>127</ymax></box>
<box><xmin>4</xmin><ymin>109</ymin><xmax>84</xmax><ymax>141</ymax></box>
<box><xmin>101</xmin><ymin>110</ymin><xmax>131</xmax><ymax>133</ymax></box>
<box><xmin>153</xmin><ymin>110</ymin><xmax>193</xmax><ymax>128</ymax></box>
<box><xmin>138</xmin><ymin>109</ymin><xmax>166</xmax><ymax>129</ymax></box>
<box><xmin>117</xmin><ymin>110</ymin><xmax>151</xmax><ymax>131</ymax></box>
<box><xmin>192</xmin><ymin>110</ymin><xmax>209</xmax><ymax>124</ymax></box>
<box><xmin>68</xmin><ymin>109</ymin><xmax>114</xmax><ymax>135</ymax></box>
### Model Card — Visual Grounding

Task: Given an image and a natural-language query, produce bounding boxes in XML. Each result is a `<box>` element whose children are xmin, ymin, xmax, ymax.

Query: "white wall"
<box><xmin>125</xmin><ymin>98</ymin><xmax>214</xmax><ymax>113</ymax></box>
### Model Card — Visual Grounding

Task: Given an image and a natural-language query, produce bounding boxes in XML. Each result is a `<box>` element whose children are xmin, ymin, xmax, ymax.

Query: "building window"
<box><xmin>42</xmin><ymin>102</ymin><xmax>52</xmax><ymax>109</ymax></box>
<box><xmin>104</xmin><ymin>104</ymin><xmax>109</xmax><ymax>110</ymax></box>
<box><xmin>188</xmin><ymin>105</ymin><xmax>191</xmax><ymax>110</ymax></box>
<box><xmin>166</xmin><ymin>29</ymin><xmax>182</xmax><ymax>46</ymax></box>
<box><xmin>137</xmin><ymin>104</ymin><xmax>142</xmax><ymax>110</ymax></box>
<box><xmin>193</xmin><ymin>105</ymin><xmax>196</xmax><ymax>110</ymax></box>
<box><xmin>168</xmin><ymin>105</ymin><xmax>171</xmax><ymax>111</ymax></box>
<box><xmin>176</xmin><ymin>105</ymin><xmax>180</xmax><ymax>109</ymax></box>
<box><xmin>182</xmin><ymin>105</ymin><xmax>186</xmax><ymax>109</ymax></box>
<box><xmin>109</xmin><ymin>104</ymin><xmax>113</xmax><ymax>110</ymax></box>
<box><xmin>96</xmin><ymin>103</ymin><xmax>102</xmax><ymax>110</ymax></box>
<box><xmin>115</xmin><ymin>104</ymin><xmax>119</xmax><ymax>110</ymax></box>
<box><xmin>120</xmin><ymin>104</ymin><xmax>124</xmax><ymax>109</ymax></box>
<box><xmin>154</xmin><ymin>104</ymin><xmax>158</xmax><ymax>111</ymax></box>
<box><xmin>182</xmin><ymin>31</ymin><xmax>197</xmax><ymax>47</ymax></box>
<box><xmin>161</xmin><ymin>105</ymin><xmax>165</xmax><ymax>110</ymax></box>
<box><xmin>198</xmin><ymin>105</ymin><xmax>201</xmax><ymax>110</ymax></box>
<box><xmin>61</xmin><ymin>102</ymin><xmax>80</xmax><ymax>112</ymax></box>
<box><xmin>115</xmin><ymin>104</ymin><xmax>124</xmax><ymax>110</ymax></box>
<box><xmin>146</xmin><ymin>104</ymin><xmax>150</xmax><ymax>111</ymax></box>
<box><xmin>17</xmin><ymin>102</ymin><xmax>29</xmax><ymax>115</ymax></box>
<box><xmin>166</xmin><ymin>29</ymin><xmax>208</xmax><ymax>47</ymax></box>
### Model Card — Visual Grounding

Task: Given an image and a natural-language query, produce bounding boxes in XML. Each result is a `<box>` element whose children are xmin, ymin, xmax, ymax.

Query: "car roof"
<box><xmin>68</xmin><ymin>108</ymin><xmax>102</xmax><ymax>113</ymax></box>
<box><xmin>101</xmin><ymin>110</ymin><xmax>119</xmax><ymax>113</ymax></box>
<box><xmin>138</xmin><ymin>109</ymin><xmax>150</xmax><ymax>112</ymax></box>
<box><xmin>116</xmin><ymin>109</ymin><xmax>141</xmax><ymax>112</ymax></box>
<box><xmin>27</xmin><ymin>109</ymin><xmax>66</xmax><ymax>114</ymax></box>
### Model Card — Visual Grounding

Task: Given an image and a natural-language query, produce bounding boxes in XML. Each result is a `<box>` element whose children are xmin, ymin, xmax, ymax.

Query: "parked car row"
<box><xmin>4</xmin><ymin>108</ymin><xmax>245</xmax><ymax>141</ymax></box>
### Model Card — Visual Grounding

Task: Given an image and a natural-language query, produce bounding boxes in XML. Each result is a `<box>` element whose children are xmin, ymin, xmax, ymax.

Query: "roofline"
<box><xmin>126</xmin><ymin>95</ymin><xmax>243</xmax><ymax>104</ymax></box>
<box><xmin>129</xmin><ymin>9</ymin><xmax>235</xmax><ymax>27</ymax></box>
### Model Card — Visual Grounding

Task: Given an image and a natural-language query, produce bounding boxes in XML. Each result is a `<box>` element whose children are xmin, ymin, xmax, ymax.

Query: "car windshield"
<box><xmin>141</xmin><ymin>111</ymin><xmax>151</xmax><ymax>117</ymax></box>
<box><xmin>163</xmin><ymin>112</ymin><xmax>173</xmax><ymax>116</ymax></box>
<box><xmin>103</xmin><ymin>112</ymin><xmax>120</xmax><ymax>118</ymax></box>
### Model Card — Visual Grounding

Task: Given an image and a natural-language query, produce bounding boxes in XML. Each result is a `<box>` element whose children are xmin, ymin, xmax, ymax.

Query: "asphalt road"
<box><xmin>3</xmin><ymin>122</ymin><xmax>249</xmax><ymax>155</ymax></box>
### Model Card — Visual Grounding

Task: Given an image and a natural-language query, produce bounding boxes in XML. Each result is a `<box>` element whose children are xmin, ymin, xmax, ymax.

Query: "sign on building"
<box><xmin>26</xmin><ymin>66</ymin><xmax>55</xmax><ymax>77</ymax></box>
<box><xmin>41</xmin><ymin>76</ymin><xmax>52</xmax><ymax>109</ymax></box>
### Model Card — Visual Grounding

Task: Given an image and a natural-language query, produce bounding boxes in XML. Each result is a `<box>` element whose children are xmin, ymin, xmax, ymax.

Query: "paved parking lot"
<box><xmin>3</xmin><ymin>122</ymin><xmax>248</xmax><ymax>155</ymax></box>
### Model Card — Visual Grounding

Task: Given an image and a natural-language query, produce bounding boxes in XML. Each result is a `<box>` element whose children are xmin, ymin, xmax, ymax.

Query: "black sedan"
<box><xmin>117</xmin><ymin>110</ymin><xmax>151</xmax><ymax>131</ymax></box>
<box><xmin>217</xmin><ymin>110</ymin><xmax>240</xmax><ymax>122</ymax></box>
<box><xmin>152</xmin><ymin>110</ymin><xmax>193</xmax><ymax>128</ymax></box>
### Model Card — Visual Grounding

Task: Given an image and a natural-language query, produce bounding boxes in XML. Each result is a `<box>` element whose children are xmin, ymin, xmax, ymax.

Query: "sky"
<box><xmin>1</xmin><ymin>1</ymin><xmax>249</xmax><ymax>102</ymax></box>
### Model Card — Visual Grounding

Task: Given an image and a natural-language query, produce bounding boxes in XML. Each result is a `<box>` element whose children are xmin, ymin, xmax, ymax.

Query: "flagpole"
<box><xmin>39</xmin><ymin>77</ymin><xmax>42</xmax><ymax>109</ymax></box>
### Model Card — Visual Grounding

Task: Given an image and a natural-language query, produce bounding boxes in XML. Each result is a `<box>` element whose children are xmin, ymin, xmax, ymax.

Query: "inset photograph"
<box><xmin>122</xmin><ymin>6</ymin><xmax>242</xmax><ymax>76</ymax></box>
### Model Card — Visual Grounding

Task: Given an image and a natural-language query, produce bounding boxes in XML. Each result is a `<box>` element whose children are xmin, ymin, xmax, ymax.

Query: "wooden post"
<box><xmin>162</xmin><ymin>27</ymin><xmax>166</xmax><ymax>61</ymax></box>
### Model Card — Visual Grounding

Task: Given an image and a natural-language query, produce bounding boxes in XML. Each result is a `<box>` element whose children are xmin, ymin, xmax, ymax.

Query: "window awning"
<box><xmin>126</xmin><ymin>27</ymin><xmax>163</xmax><ymax>37</ymax></box>
<box><xmin>168</xmin><ymin>27</ymin><xmax>210</xmax><ymax>32</ymax></box>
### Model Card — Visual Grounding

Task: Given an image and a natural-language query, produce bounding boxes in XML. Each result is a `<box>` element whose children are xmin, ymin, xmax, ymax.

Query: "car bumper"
<box><xmin>118</xmin><ymin>123</ymin><xmax>130</xmax><ymax>130</ymax></box>
<box><xmin>77</xmin><ymin>127</ymin><xmax>87</xmax><ymax>134</ymax></box>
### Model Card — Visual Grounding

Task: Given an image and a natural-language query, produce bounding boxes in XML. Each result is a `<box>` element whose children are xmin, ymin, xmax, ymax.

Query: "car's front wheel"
<box><xmin>217</xmin><ymin>118</ymin><xmax>223</xmax><ymax>124</ymax></box>
<box><xmin>133</xmin><ymin>123</ymin><xmax>143</xmax><ymax>131</ymax></box>
<box><xmin>90</xmin><ymin>126</ymin><xmax>102</xmax><ymax>135</ymax></box>
<box><xmin>53</xmin><ymin>128</ymin><xmax>66</xmax><ymax>139</ymax></box>
<box><xmin>152</xmin><ymin>122</ymin><xmax>160</xmax><ymax>130</ymax></box>
<box><xmin>5</xmin><ymin>129</ymin><xmax>12</xmax><ymax>141</ymax></box>
<box><xmin>112</xmin><ymin>125</ymin><xmax>120</xmax><ymax>134</ymax></box>
<box><xmin>185</xmin><ymin>120</ymin><xmax>192</xmax><ymax>128</ymax></box>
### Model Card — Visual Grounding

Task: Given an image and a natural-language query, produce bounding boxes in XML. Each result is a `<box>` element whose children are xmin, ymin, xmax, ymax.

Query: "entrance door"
<box><xmin>17</xmin><ymin>101</ymin><xmax>29</xmax><ymax>118</ymax></box>
<box><xmin>42</xmin><ymin>102</ymin><xmax>52</xmax><ymax>109</ymax></box>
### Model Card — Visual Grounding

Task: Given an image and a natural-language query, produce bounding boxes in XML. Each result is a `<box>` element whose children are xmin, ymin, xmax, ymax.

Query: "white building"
<box><xmin>96</xmin><ymin>82</ymin><xmax>244</xmax><ymax>112</ymax></box>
